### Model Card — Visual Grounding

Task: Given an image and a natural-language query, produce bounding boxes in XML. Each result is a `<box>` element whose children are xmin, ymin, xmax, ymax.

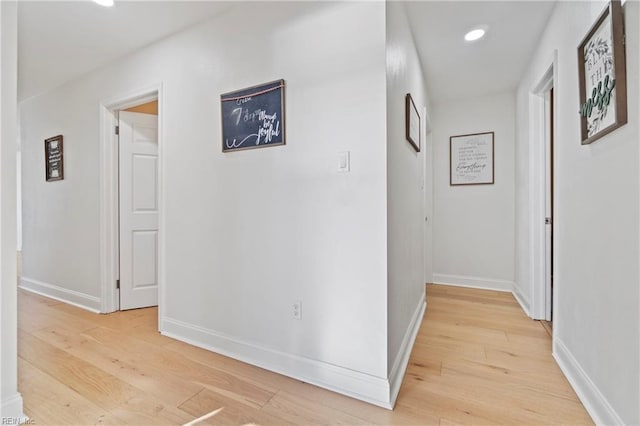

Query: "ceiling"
<box><xmin>17</xmin><ymin>1</ymin><xmax>556</xmax><ymax>104</ymax></box>
<box><xmin>405</xmin><ymin>1</ymin><xmax>556</xmax><ymax>103</ymax></box>
<box><xmin>18</xmin><ymin>1</ymin><xmax>233</xmax><ymax>101</ymax></box>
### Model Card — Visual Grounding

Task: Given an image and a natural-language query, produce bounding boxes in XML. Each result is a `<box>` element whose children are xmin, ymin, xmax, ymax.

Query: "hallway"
<box><xmin>18</xmin><ymin>285</ymin><xmax>591</xmax><ymax>425</ymax></box>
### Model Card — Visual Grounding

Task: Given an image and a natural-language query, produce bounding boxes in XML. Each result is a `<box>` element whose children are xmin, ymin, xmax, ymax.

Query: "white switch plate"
<box><xmin>293</xmin><ymin>300</ymin><xmax>302</xmax><ymax>320</ymax></box>
<box><xmin>338</xmin><ymin>151</ymin><xmax>350</xmax><ymax>172</ymax></box>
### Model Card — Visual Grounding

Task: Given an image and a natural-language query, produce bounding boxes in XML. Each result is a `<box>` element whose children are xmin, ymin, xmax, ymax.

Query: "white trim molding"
<box><xmin>512</xmin><ymin>284</ymin><xmax>531</xmax><ymax>317</ymax></box>
<box><xmin>388</xmin><ymin>292</ymin><xmax>426</xmax><ymax>407</ymax></box>
<box><xmin>1</xmin><ymin>393</ymin><xmax>26</xmax><ymax>420</ymax></box>
<box><xmin>433</xmin><ymin>273</ymin><xmax>513</xmax><ymax>292</ymax></box>
<box><xmin>528</xmin><ymin>50</ymin><xmax>558</xmax><ymax>321</ymax></box>
<box><xmin>20</xmin><ymin>277</ymin><xmax>101</xmax><ymax>313</ymax></box>
<box><xmin>161</xmin><ymin>317</ymin><xmax>394</xmax><ymax>409</ymax></box>
<box><xmin>98</xmin><ymin>102</ymin><xmax>120</xmax><ymax>313</ymax></box>
<box><xmin>554</xmin><ymin>338</ymin><xmax>623</xmax><ymax>426</ymax></box>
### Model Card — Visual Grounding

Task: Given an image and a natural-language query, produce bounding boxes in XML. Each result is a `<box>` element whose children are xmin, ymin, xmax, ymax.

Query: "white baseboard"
<box><xmin>160</xmin><ymin>317</ymin><xmax>393</xmax><ymax>409</ymax></box>
<box><xmin>554</xmin><ymin>338</ymin><xmax>622</xmax><ymax>426</ymax></box>
<box><xmin>1</xmin><ymin>393</ymin><xmax>25</xmax><ymax>420</ymax></box>
<box><xmin>388</xmin><ymin>292</ymin><xmax>426</xmax><ymax>408</ymax></box>
<box><xmin>511</xmin><ymin>284</ymin><xmax>531</xmax><ymax>316</ymax></box>
<box><xmin>19</xmin><ymin>277</ymin><xmax>101</xmax><ymax>313</ymax></box>
<box><xmin>433</xmin><ymin>273</ymin><xmax>513</xmax><ymax>292</ymax></box>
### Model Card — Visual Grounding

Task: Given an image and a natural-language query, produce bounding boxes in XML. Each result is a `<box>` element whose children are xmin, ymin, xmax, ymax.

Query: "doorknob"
<box><xmin>545</xmin><ymin>217</ymin><xmax>552</xmax><ymax>225</ymax></box>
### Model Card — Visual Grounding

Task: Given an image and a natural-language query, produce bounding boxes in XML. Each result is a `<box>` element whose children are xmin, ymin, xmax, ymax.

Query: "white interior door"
<box><xmin>544</xmin><ymin>90</ymin><xmax>553</xmax><ymax>321</ymax></box>
<box><xmin>119</xmin><ymin>111</ymin><xmax>159</xmax><ymax>310</ymax></box>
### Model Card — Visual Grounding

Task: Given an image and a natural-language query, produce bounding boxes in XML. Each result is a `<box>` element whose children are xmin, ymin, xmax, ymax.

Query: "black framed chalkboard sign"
<box><xmin>44</xmin><ymin>135</ymin><xmax>64</xmax><ymax>182</ymax></box>
<box><xmin>220</xmin><ymin>79</ymin><xmax>286</xmax><ymax>152</ymax></box>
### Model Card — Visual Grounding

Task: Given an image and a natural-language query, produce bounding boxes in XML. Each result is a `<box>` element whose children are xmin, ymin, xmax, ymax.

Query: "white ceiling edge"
<box><xmin>404</xmin><ymin>0</ymin><xmax>557</xmax><ymax>104</ymax></box>
<box><xmin>17</xmin><ymin>1</ymin><xmax>237</xmax><ymax>102</ymax></box>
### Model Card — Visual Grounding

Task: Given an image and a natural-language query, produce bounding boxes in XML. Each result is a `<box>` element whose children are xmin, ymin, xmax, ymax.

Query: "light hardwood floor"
<box><xmin>18</xmin><ymin>285</ymin><xmax>592</xmax><ymax>425</ymax></box>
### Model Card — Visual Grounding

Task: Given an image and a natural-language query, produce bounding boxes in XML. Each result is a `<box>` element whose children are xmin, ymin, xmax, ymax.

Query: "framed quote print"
<box><xmin>450</xmin><ymin>132</ymin><xmax>494</xmax><ymax>186</ymax></box>
<box><xmin>45</xmin><ymin>135</ymin><xmax>64</xmax><ymax>182</ymax></box>
<box><xmin>577</xmin><ymin>0</ymin><xmax>627</xmax><ymax>145</ymax></box>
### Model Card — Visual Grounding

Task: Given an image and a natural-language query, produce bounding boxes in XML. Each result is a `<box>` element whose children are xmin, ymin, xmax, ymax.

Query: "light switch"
<box><xmin>338</xmin><ymin>151</ymin><xmax>350</xmax><ymax>172</ymax></box>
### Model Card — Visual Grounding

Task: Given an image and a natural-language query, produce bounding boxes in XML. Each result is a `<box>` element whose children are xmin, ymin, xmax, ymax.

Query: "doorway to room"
<box><xmin>530</xmin><ymin>59</ymin><xmax>555</xmax><ymax>328</ymax></box>
<box><xmin>99</xmin><ymin>88</ymin><xmax>162</xmax><ymax>313</ymax></box>
<box><xmin>543</xmin><ymin>87</ymin><xmax>554</xmax><ymax>333</ymax></box>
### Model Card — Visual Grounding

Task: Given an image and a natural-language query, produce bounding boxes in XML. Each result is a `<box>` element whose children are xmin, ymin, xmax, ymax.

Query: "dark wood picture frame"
<box><xmin>405</xmin><ymin>93</ymin><xmax>420</xmax><ymax>152</ymax></box>
<box><xmin>220</xmin><ymin>79</ymin><xmax>286</xmax><ymax>153</ymax></box>
<box><xmin>577</xmin><ymin>0</ymin><xmax>627</xmax><ymax>145</ymax></box>
<box><xmin>44</xmin><ymin>135</ymin><xmax>64</xmax><ymax>182</ymax></box>
<box><xmin>450</xmin><ymin>131</ymin><xmax>494</xmax><ymax>186</ymax></box>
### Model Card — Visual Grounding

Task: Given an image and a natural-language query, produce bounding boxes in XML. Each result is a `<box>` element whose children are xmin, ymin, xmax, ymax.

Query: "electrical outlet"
<box><xmin>293</xmin><ymin>300</ymin><xmax>302</xmax><ymax>320</ymax></box>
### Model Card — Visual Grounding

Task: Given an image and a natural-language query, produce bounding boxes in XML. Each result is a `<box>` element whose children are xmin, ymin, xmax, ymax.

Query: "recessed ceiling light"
<box><xmin>93</xmin><ymin>0</ymin><xmax>114</xmax><ymax>7</ymax></box>
<box><xmin>465</xmin><ymin>28</ymin><xmax>486</xmax><ymax>42</ymax></box>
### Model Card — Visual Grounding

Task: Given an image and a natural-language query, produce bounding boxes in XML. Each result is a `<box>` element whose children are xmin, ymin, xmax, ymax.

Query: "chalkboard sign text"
<box><xmin>220</xmin><ymin>80</ymin><xmax>286</xmax><ymax>152</ymax></box>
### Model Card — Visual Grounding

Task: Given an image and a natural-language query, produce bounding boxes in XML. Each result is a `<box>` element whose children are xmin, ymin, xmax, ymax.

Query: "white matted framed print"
<box><xmin>450</xmin><ymin>131</ymin><xmax>494</xmax><ymax>186</ymax></box>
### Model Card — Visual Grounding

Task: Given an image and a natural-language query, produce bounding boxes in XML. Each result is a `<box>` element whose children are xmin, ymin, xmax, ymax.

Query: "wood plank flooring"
<box><xmin>17</xmin><ymin>284</ymin><xmax>592</xmax><ymax>425</ymax></box>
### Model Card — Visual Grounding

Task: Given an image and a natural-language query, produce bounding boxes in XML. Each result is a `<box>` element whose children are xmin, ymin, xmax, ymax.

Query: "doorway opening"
<box><xmin>542</xmin><ymin>86</ymin><xmax>554</xmax><ymax>334</ymax></box>
<box><xmin>530</xmin><ymin>57</ymin><xmax>556</xmax><ymax>328</ymax></box>
<box><xmin>99</xmin><ymin>85</ymin><xmax>163</xmax><ymax>315</ymax></box>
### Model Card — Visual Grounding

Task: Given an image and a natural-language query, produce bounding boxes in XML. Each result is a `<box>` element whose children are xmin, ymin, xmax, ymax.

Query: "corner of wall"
<box><xmin>511</xmin><ymin>282</ymin><xmax>531</xmax><ymax>316</ymax></box>
<box><xmin>19</xmin><ymin>277</ymin><xmax>101</xmax><ymax>313</ymax></box>
<box><xmin>385</xmin><ymin>0</ymin><xmax>429</xmax><ymax>386</ymax></box>
<box><xmin>160</xmin><ymin>316</ymin><xmax>395</xmax><ymax>410</ymax></box>
<box><xmin>387</xmin><ymin>292</ymin><xmax>426</xmax><ymax>408</ymax></box>
<box><xmin>1</xmin><ymin>0</ymin><xmax>23</xmax><ymax>420</ymax></box>
<box><xmin>554</xmin><ymin>338</ymin><xmax>624</xmax><ymax>426</ymax></box>
<box><xmin>1</xmin><ymin>394</ymin><xmax>26</xmax><ymax>420</ymax></box>
<box><xmin>433</xmin><ymin>274</ymin><xmax>514</xmax><ymax>293</ymax></box>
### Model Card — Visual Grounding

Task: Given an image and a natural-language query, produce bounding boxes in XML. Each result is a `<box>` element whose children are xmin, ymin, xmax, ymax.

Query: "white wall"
<box><xmin>424</xmin><ymin>129</ymin><xmax>434</xmax><ymax>285</ymax></box>
<box><xmin>20</xmin><ymin>82</ymin><xmax>102</xmax><ymax>306</ymax></box>
<box><xmin>432</xmin><ymin>92</ymin><xmax>516</xmax><ymax>291</ymax></box>
<box><xmin>20</xmin><ymin>2</ymin><xmax>397</xmax><ymax>407</ymax></box>
<box><xmin>1</xmin><ymin>0</ymin><xmax>24</xmax><ymax>418</ymax></box>
<box><xmin>385</xmin><ymin>1</ymin><xmax>430</xmax><ymax>403</ymax></box>
<box><xmin>515</xmin><ymin>1</ymin><xmax>639</xmax><ymax>424</ymax></box>
<box><xmin>15</xmin><ymin>151</ymin><xmax>20</xmax><ymax>252</ymax></box>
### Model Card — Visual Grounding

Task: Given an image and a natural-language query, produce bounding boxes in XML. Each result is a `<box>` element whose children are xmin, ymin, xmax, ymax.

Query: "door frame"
<box><xmin>99</xmin><ymin>83</ymin><xmax>164</xmax><ymax>315</ymax></box>
<box><xmin>529</xmin><ymin>53</ymin><xmax>557</xmax><ymax>322</ymax></box>
<box><xmin>423</xmin><ymin>105</ymin><xmax>434</xmax><ymax>286</ymax></box>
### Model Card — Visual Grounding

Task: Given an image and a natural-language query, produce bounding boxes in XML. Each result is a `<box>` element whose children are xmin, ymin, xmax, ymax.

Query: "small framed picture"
<box><xmin>577</xmin><ymin>0</ymin><xmax>627</xmax><ymax>145</ymax></box>
<box><xmin>450</xmin><ymin>132</ymin><xmax>494</xmax><ymax>186</ymax></box>
<box><xmin>405</xmin><ymin>93</ymin><xmax>420</xmax><ymax>152</ymax></box>
<box><xmin>45</xmin><ymin>135</ymin><xmax>64</xmax><ymax>182</ymax></box>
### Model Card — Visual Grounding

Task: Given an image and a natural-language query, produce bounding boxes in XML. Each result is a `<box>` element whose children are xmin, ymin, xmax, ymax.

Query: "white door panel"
<box><xmin>119</xmin><ymin>111</ymin><xmax>159</xmax><ymax>310</ymax></box>
<box><xmin>132</xmin><ymin>230</ymin><xmax>158</xmax><ymax>288</ymax></box>
<box><xmin>133</xmin><ymin>155</ymin><xmax>158</xmax><ymax>212</ymax></box>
